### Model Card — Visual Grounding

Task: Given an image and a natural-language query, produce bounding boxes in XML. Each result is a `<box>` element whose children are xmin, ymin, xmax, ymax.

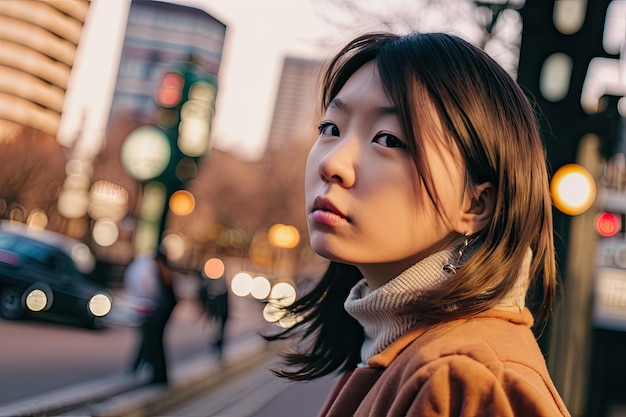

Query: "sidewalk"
<box><xmin>0</xmin><ymin>328</ymin><xmax>281</xmax><ymax>417</ymax></box>
<box><xmin>0</xmin><ymin>292</ymin><xmax>283</xmax><ymax>417</ymax></box>
<box><xmin>86</xmin><ymin>333</ymin><xmax>282</xmax><ymax>417</ymax></box>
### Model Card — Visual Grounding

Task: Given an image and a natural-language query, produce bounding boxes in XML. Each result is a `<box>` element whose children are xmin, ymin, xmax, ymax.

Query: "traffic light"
<box><xmin>595</xmin><ymin>212</ymin><xmax>622</xmax><ymax>238</ymax></box>
<box><xmin>155</xmin><ymin>72</ymin><xmax>185</xmax><ymax>128</ymax></box>
<box><xmin>123</xmin><ymin>58</ymin><xmax>218</xmax><ymax>254</ymax></box>
<box><xmin>153</xmin><ymin>59</ymin><xmax>217</xmax><ymax>189</ymax></box>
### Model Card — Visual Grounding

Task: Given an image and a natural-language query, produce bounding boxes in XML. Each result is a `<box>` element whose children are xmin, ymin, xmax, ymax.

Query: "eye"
<box><xmin>372</xmin><ymin>133</ymin><xmax>407</xmax><ymax>149</ymax></box>
<box><xmin>317</xmin><ymin>121</ymin><xmax>340</xmax><ymax>137</ymax></box>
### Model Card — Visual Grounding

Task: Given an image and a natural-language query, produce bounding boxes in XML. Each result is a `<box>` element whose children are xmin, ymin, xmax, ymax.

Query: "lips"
<box><xmin>310</xmin><ymin>196</ymin><xmax>350</xmax><ymax>225</ymax></box>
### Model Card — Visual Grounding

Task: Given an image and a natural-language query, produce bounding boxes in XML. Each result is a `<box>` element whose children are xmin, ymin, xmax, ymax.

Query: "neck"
<box><xmin>344</xmin><ymin>246</ymin><xmax>532</xmax><ymax>364</ymax></box>
<box><xmin>357</xmin><ymin>235</ymin><xmax>462</xmax><ymax>290</ymax></box>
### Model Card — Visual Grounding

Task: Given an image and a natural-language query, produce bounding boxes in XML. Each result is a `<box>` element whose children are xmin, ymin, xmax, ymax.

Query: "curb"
<box><xmin>0</xmin><ymin>374</ymin><xmax>147</xmax><ymax>417</ymax></box>
<box><xmin>91</xmin><ymin>340</ymin><xmax>283</xmax><ymax>417</ymax></box>
<box><xmin>0</xmin><ymin>330</ymin><xmax>281</xmax><ymax>417</ymax></box>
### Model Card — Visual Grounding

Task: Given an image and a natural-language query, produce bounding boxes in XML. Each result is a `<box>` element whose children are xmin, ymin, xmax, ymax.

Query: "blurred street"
<box><xmin>167</xmin><ymin>363</ymin><xmax>337</xmax><ymax>417</ymax></box>
<box><xmin>0</xmin><ymin>284</ymin><xmax>343</xmax><ymax>417</ymax></box>
<box><xmin>0</xmin><ymin>290</ymin><xmax>267</xmax><ymax>406</ymax></box>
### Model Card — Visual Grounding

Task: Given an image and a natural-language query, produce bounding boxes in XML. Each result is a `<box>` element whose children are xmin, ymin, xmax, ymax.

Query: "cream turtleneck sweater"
<box><xmin>344</xmin><ymin>245</ymin><xmax>532</xmax><ymax>364</ymax></box>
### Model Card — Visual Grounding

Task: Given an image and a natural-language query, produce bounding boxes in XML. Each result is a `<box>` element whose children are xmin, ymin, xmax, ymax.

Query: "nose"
<box><xmin>317</xmin><ymin>136</ymin><xmax>357</xmax><ymax>188</ymax></box>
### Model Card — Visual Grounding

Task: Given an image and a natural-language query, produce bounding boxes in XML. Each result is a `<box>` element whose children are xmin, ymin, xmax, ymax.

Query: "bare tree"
<box><xmin>0</xmin><ymin>124</ymin><xmax>66</xmax><ymax>230</ymax></box>
<box><xmin>310</xmin><ymin>0</ymin><xmax>524</xmax><ymax>76</ymax></box>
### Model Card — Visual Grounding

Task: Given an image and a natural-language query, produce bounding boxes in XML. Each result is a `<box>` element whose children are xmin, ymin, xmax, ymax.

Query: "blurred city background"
<box><xmin>0</xmin><ymin>0</ymin><xmax>625</xmax><ymax>416</ymax></box>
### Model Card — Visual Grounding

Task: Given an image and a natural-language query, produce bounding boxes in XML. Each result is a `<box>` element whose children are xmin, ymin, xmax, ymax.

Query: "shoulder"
<box><xmin>362</xmin><ymin>312</ymin><xmax>570</xmax><ymax>416</ymax></box>
<box><xmin>412</xmin><ymin>354</ymin><xmax>566</xmax><ymax>413</ymax></box>
<box><xmin>408</xmin><ymin>313</ymin><xmax>563</xmax><ymax>402</ymax></box>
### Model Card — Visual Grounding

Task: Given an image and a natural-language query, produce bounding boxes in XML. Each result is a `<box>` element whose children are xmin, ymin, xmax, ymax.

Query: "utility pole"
<box><xmin>517</xmin><ymin>1</ymin><xmax>618</xmax><ymax>415</ymax></box>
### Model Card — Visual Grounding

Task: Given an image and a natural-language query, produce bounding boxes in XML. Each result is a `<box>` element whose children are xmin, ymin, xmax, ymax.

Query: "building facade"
<box><xmin>107</xmin><ymin>0</ymin><xmax>226</xmax><ymax>129</ymax></box>
<box><xmin>265</xmin><ymin>56</ymin><xmax>322</xmax><ymax>152</ymax></box>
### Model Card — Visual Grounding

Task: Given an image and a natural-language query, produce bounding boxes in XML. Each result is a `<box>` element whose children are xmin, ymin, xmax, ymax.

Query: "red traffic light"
<box><xmin>156</xmin><ymin>72</ymin><xmax>184</xmax><ymax>108</ymax></box>
<box><xmin>595</xmin><ymin>212</ymin><xmax>621</xmax><ymax>237</ymax></box>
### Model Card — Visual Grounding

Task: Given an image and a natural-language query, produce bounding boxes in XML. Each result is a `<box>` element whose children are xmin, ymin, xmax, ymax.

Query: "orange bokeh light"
<box><xmin>204</xmin><ymin>257</ymin><xmax>225</xmax><ymax>279</ymax></box>
<box><xmin>169</xmin><ymin>190</ymin><xmax>195</xmax><ymax>216</ymax></box>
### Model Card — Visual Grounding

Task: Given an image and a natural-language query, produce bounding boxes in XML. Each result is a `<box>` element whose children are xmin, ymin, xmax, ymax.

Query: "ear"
<box><xmin>455</xmin><ymin>182</ymin><xmax>495</xmax><ymax>236</ymax></box>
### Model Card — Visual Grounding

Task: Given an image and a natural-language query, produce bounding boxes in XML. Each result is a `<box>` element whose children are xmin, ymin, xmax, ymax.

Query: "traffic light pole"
<box><xmin>122</xmin><ymin>57</ymin><xmax>217</xmax><ymax>255</ymax></box>
<box><xmin>547</xmin><ymin>135</ymin><xmax>602</xmax><ymax>416</ymax></box>
<box><xmin>516</xmin><ymin>2</ymin><xmax>616</xmax><ymax>414</ymax></box>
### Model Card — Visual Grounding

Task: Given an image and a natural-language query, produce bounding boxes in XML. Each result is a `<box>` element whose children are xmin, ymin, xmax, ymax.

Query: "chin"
<box><xmin>309</xmin><ymin>237</ymin><xmax>342</xmax><ymax>262</ymax></box>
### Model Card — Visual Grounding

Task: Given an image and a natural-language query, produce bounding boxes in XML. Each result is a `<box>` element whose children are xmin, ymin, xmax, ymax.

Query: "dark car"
<box><xmin>0</xmin><ymin>226</ymin><xmax>112</xmax><ymax>328</ymax></box>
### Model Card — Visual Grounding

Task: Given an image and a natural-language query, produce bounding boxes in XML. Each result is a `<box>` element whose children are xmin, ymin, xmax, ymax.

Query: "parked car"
<box><xmin>0</xmin><ymin>226</ymin><xmax>112</xmax><ymax>329</ymax></box>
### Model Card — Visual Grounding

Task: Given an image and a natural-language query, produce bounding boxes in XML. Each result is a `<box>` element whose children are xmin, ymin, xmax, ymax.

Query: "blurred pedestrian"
<box><xmin>123</xmin><ymin>251</ymin><xmax>160</xmax><ymax>321</ymax></box>
<box><xmin>129</xmin><ymin>247</ymin><xmax>177</xmax><ymax>384</ymax></box>
<box><xmin>266</xmin><ymin>31</ymin><xmax>570</xmax><ymax>416</ymax></box>
<box><xmin>197</xmin><ymin>270</ymin><xmax>229</xmax><ymax>359</ymax></box>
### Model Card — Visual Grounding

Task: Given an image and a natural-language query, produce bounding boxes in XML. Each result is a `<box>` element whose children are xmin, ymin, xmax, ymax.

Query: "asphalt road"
<box><xmin>0</xmin><ymin>295</ymin><xmax>266</xmax><ymax>406</ymax></box>
<box><xmin>166</xmin><ymin>353</ymin><xmax>338</xmax><ymax>417</ymax></box>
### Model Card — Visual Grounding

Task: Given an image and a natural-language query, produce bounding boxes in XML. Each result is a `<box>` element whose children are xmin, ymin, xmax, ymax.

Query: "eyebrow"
<box><xmin>328</xmin><ymin>98</ymin><xmax>348</xmax><ymax>111</ymax></box>
<box><xmin>328</xmin><ymin>97</ymin><xmax>398</xmax><ymax>115</ymax></box>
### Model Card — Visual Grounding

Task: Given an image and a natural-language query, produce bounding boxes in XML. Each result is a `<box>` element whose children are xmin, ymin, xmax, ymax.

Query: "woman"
<box><xmin>266</xmin><ymin>32</ymin><xmax>570</xmax><ymax>416</ymax></box>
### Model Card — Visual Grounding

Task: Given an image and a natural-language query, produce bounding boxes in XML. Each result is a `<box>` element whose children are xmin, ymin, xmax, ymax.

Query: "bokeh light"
<box><xmin>134</xmin><ymin>182</ymin><xmax>166</xmax><ymax>254</ymax></box>
<box><xmin>92</xmin><ymin>219</ymin><xmax>119</xmax><ymax>247</ymax></box>
<box><xmin>8</xmin><ymin>205</ymin><xmax>26</xmax><ymax>222</ymax></box>
<box><xmin>263</xmin><ymin>302</ymin><xmax>286</xmax><ymax>323</ymax></box>
<box><xmin>26</xmin><ymin>209</ymin><xmax>48</xmax><ymax>229</ymax></box>
<box><xmin>161</xmin><ymin>233</ymin><xmax>185</xmax><ymax>261</ymax></box>
<box><xmin>278</xmin><ymin>313</ymin><xmax>303</xmax><ymax>329</ymax></box>
<box><xmin>89</xmin><ymin>293</ymin><xmax>112</xmax><ymax>317</ymax></box>
<box><xmin>169</xmin><ymin>190</ymin><xmax>195</xmax><ymax>216</ymax></box>
<box><xmin>268</xmin><ymin>282</ymin><xmax>297</xmax><ymax>306</ymax></box>
<box><xmin>71</xmin><ymin>243</ymin><xmax>95</xmax><ymax>274</ymax></box>
<box><xmin>550</xmin><ymin>164</ymin><xmax>596</xmax><ymax>216</ymax></box>
<box><xmin>26</xmin><ymin>289</ymin><xmax>48</xmax><ymax>312</ymax></box>
<box><xmin>250</xmin><ymin>275</ymin><xmax>271</xmax><ymax>299</ymax></box>
<box><xmin>268</xmin><ymin>224</ymin><xmax>300</xmax><ymax>248</ymax></box>
<box><xmin>88</xmin><ymin>180</ymin><xmax>128</xmax><ymax>222</ymax></box>
<box><xmin>595</xmin><ymin>212</ymin><xmax>621</xmax><ymax>237</ymax></box>
<box><xmin>231</xmin><ymin>272</ymin><xmax>253</xmax><ymax>297</ymax></box>
<box><xmin>121</xmin><ymin>126</ymin><xmax>171</xmax><ymax>181</ymax></box>
<box><xmin>204</xmin><ymin>257</ymin><xmax>225</xmax><ymax>279</ymax></box>
<box><xmin>57</xmin><ymin>173</ymin><xmax>90</xmax><ymax>219</ymax></box>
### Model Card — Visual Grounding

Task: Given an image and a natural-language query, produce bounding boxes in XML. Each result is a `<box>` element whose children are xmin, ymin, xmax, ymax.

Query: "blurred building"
<box><xmin>265</xmin><ymin>56</ymin><xmax>322</xmax><ymax>152</ymax></box>
<box><xmin>0</xmin><ymin>0</ymin><xmax>90</xmax><ymax>137</ymax></box>
<box><xmin>107</xmin><ymin>0</ymin><xmax>227</xmax><ymax>130</ymax></box>
<box><xmin>81</xmin><ymin>0</ymin><xmax>226</xmax><ymax>276</ymax></box>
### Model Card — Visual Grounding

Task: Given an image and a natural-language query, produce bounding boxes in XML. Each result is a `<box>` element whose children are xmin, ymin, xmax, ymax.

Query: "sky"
<box><xmin>189</xmin><ymin>0</ymin><xmax>336</xmax><ymax>160</ymax></box>
<box><xmin>197</xmin><ymin>0</ymin><xmax>484</xmax><ymax>160</ymax></box>
<box><xmin>58</xmin><ymin>0</ymin><xmax>361</xmax><ymax>161</ymax></box>
<box><xmin>57</xmin><ymin>0</ymin><xmax>521</xmax><ymax>161</ymax></box>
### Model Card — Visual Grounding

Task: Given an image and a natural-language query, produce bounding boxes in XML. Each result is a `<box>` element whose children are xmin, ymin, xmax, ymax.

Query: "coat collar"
<box><xmin>366</xmin><ymin>307</ymin><xmax>535</xmax><ymax>368</ymax></box>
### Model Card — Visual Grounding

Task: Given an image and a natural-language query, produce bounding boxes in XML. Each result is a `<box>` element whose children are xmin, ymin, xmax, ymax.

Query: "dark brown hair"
<box><xmin>266</xmin><ymin>31</ymin><xmax>556</xmax><ymax>381</ymax></box>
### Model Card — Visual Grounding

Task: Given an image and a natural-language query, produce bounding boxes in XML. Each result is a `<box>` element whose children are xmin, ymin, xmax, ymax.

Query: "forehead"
<box><xmin>326</xmin><ymin>62</ymin><xmax>398</xmax><ymax>126</ymax></box>
<box><xmin>328</xmin><ymin>62</ymin><xmax>393</xmax><ymax>111</ymax></box>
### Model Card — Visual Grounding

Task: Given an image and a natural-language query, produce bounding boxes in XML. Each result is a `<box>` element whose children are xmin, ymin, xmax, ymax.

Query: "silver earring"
<box><xmin>443</xmin><ymin>232</ymin><xmax>471</xmax><ymax>274</ymax></box>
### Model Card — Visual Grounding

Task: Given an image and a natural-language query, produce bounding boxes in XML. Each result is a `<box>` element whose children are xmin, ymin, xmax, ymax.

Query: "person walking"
<box><xmin>129</xmin><ymin>248</ymin><xmax>177</xmax><ymax>385</ymax></box>
<box><xmin>266</xmin><ymin>31</ymin><xmax>571</xmax><ymax>416</ymax></box>
<box><xmin>197</xmin><ymin>270</ymin><xmax>229</xmax><ymax>359</ymax></box>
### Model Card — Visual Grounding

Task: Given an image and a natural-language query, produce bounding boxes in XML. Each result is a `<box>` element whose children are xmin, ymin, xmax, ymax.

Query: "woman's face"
<box><xmin>305</xmin><ymin>61</ymin><xmax>466</xmax><ymax>288</ymax></box>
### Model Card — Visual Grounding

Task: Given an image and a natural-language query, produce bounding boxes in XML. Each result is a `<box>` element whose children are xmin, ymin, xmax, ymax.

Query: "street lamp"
<box><xmin>120</xmin><ymin>126</ymin><xmax>171</xmax><ymax>182</ymax></box>
<box><xmin>551</xmin><ymin>163</ymin><xmax>597</xmax><ymax>216</ymax></box>
<box><xmin>268</xmin><ymin>224</ymin><xmax>300</xmax><ymax>249</ymax></box>
<box><xmin>267</xmin><ymin>223</ymin><xmax>300</xmax><ymax>286</ymax></box>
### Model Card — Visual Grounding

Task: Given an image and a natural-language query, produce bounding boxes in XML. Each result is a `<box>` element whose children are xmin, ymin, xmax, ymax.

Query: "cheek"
<box><xmin>304</xmin><ymin>150</ymin><xmax>319</xmax><ymax>191</ymax></box>
<box><xmin>305</xmin><ymin>145</ymin><xmax>329</xmax><ymax>207</ymax></box>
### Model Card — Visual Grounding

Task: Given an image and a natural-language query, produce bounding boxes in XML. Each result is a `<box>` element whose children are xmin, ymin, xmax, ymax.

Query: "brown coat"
<box><xmin>319</xmin><ymin>308</ymin><xmax>570</xmax><ymax>417</ymax></box>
